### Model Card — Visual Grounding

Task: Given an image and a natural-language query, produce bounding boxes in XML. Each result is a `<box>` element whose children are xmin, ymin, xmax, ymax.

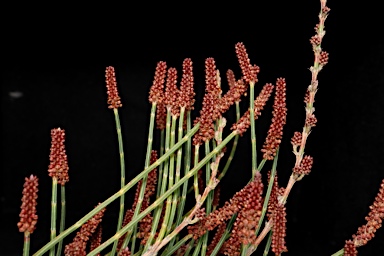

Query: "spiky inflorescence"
<box><xmin>149</xmin><ymin>61</ymin><xmax>167</xmax><ymax>104</ymax></box>
<box><xmin>266</xmin><ymin>171</ymin><xmax>279</xmax><ymax>221</ymax></box>
<box><xmin>343</xmin><ymin>240</ymin><xmax>358</xmax><ymax>256</ymax></box>
<box><xmin>235</xmin><ymin>42</ymin><xmax>260</xmax><ymax>84</ymax></box>
<box><xmin>352</xmin><ymin>179</ymin><xmax>384</xmax><ymax>247</ymax></box>
<box><xmin>17</xmin><ymin>175</ymin><xmax>39</xmax><ymax>233</ymax></box>
<box><xmin>89</xmin><ymin>226</ymin><xmax>103</xmax><ymax>256</ymax></box>
<box><xmin>48</xmin><ymin>128</ymin><xmax>69</xmax><ymax>185</ymax></box>
<box><xmin>180</xmin><ymin>58</ymin><xmax>195</xmax><ymax>111</ymax></box>
<box><xmin>271</xmin><ymin>187</ymin><xmax>288</xmax><ymax>255</ymax></box>
<box><xmin>64</xmin><ymin>205</ymin><xmax>106</xmax><ymax>256</ymax></box>
<box><xmin>231</xmin><ymin>83</ymin><xmax>274</xmax><ymax>136</ymax></box>
<box><xmin>261</xmin><ymin>78</ymin><xmax>287</xmax><ymax>160</ymax></box>
<box><xmin>188</xmin><ymin>178</ymin><xmax>263</xmax><ymax>241</ymax></box>
<box><xmin>222</xmin><ymin>173</ymin><xmax>264</xmax><ymax>256</ymax></box>
<box><xmin>163</xmin><ymin>67</ymin><xmax>180</xmax><ymax>116</ymax></box>
<box><xmin>193</xmin><ymin>58</ymin><xmax>221</xmax><ymax>146</ymax></box>
<box><xmin>293</xmin><ymin>155</ymin><xmax>314</xmax><ymax>175</ymax></box>
<box><xmin>105</xmin><ymin>66</ymin><xmax>122</xmax><ymax>109</ymax></box>
<box><xmin>219</xmin><ymin>79</ymin><xmax>247</xmax><ymax>114</ymax></box>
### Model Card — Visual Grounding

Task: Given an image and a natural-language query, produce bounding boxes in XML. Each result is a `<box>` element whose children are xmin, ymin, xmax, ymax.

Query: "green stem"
<box><xmin>111</xmin><ymin>108</ymin><xmax>127</xmax><ymax>255</ymax></box>
<box><xmin>127</xmin><ymin>103</ymin><xmax>157</xmax><ymax>254</ymax></box>
<box><xmin>23</xmin><ymin>232</ymin><xmax>30</xmax><ymax>256</ymax></box>
<box><xmin>331</xmin><ymin>248</ymin><xmax>344</xmax><ymax>256</ymax></box>
<box><xmin>193</xmin><ymin>145</ymin><xmax>200</xmax><ymax>200</ymax></box>
<box><xmin>86</xmin><ymin>132</ymin><xmax>236</xmax><ymax>256</ymax></box>
<box><xmin>143</xmin><ymin>107</ymin><xmax>172</xmax><ymax>251</ymax></box>
<box><xmin>167</xmin><ymin>108</ymin><xmax>185</xmax><ymax>240</ymax></box>
<box><xmin>255</xmin><ymin>148</ymin><xmax>279</xmax><ymax>238</ymax></box>
<box><xmin>156</xmin><ymin>115</ymin><xmax>178</xmax><ymax>242</ymax></box>
<box><xmin>32</xmin><ymin>124</ymin><xmax>200</xmax><ymax>256</ymax></box>
<box><xmin>262</xmin><ymin>231</ymin><xmax>273</xmax><ymax>256</ymax></box>
<box><xmin>49</xmin><ymin>177</ymin><xmax>57</xmax><ymax>256</ymax></box>
<box><xmin>161</xmin><ymin>234</ymin><xmax>192</xmax><ymax>256</ymax></box>
<box><xmin>183</xmin><ymin>239</ymin><xmax>194</xmax><ymax>256</ymax></box>
<box><xmin>56</xmin><ymin>185</ymin><xmax>66</xmax><ymax>256</ymax></box>
<box><xmin>219</xmin><ymin>101</ymin><xmax>240</xmax><ymax>180</ymax></box>
<box><xmin>249</xmin><ymin>81</ymin><xmax>257</xmax><ymax>180</ymax></box>
<box><xmin>201</xmin><ymin>141</ymin><xmax>213</xmax><ymax>255</ymax></box>
<box><xmin>210</xmin><ymin>213</ymin><xmax>237</xmax><ymax>256</ymax></box>
<box><xmin>176</xmin><ymin>111</ymin><xmax>192</xmax><ymax>227</ymax></box>
<box><xmin>157</xmin><ymin>129</ymin><xmax>165</xmax><ymax>198</ymax></box>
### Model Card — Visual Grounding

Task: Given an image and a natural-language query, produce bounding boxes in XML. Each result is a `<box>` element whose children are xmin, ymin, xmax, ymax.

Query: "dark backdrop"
<box><xmin>2</xmin><ymin>1</ymin><xmax>384</xmax><ymax>255</ymax></box>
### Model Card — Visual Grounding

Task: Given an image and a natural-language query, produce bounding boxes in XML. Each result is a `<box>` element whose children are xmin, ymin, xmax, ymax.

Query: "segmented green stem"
<box><xmin>32</xmin><ymin>124</ymin><xmax>200</xmax><ymax>256</ymax></box>
<box><xmin>161</xmin><ymin>234</ymin><xmax>192</xmax><ymax>256</ymax></box>
<box><xmin>175</xmin><ymin>111</ymin><xmax>192</xmax><ymax>226</ymax></box>
<box><xmin>166</xmin><ymin>108</ymin><xmax>185</xmax><ymax>240</ymax></box>
<box><xmin>200</xmin><ymin>141</ymin><xmax>212</xmax><ymax>255</ymax></box>
<box><xmin>49</xmin><ymin>177</ymin><xmax>57</xmax><ymax>256</ymax></box>
<box><xmin>331</xmin><ymin>248</ymin><xmax>344</xmax><ymax>256</ymax></box>
<box><xmin>262</xmin><ymin>231</ymin><xmax>273</xmax><ymax>256</ymax></box>
<box><xmin>249</xmin><ymin>81</ymin><xmax>258</xmax><ymax>180</ymax></box>
<box><xmin>127</xmin><ymin>103</ymin><xmax>157</xmax><ymax>254</ymax></box>
<box><xmin>156</xmin><ymin>115</ymin><xmax>178</xmax><ymax>242</ymax></box>
<box><xmin>156</xmin><ymin>129</ymin><xmax>165</xmax><ymax>198</ymax></box>
<box><xmin>219</xmin><ymin>101</ymin><xmax>240</xmax><ymax>180</ymax></box>
<box><xmin>56</xmin><ymin>185</ymin><xmax>66</xmax><ymax>256</ymax></box>
<box><xmin>209</xmin><ymin>213</ymin><xmax>237</xmax><ymax>256</ymax></box>
<box><xmin>193</xmin><ymin>145</ymin><xmax>200</xmax><ymax>200</ymax></box>
<box><xmin>23</xmin><ymin>232</ymin><xmax>30</xmax><ymax>256</ymax></box>
<box><xmin>110</xmin><ymin>108</ymin><xmax>127</xmax><ymax>256</ymax></box>
<box><xmin>86</xmin><ymin>132</ymin><xmax>236</xmax><ymax>256</ymax></box>
<box><xmin>143</xmin><ymin>108</ymin><xmax>172</xmax><ymax>251</ymax></box>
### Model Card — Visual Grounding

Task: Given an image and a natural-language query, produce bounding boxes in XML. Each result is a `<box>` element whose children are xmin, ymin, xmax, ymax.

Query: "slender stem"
<box><xmin>183</xmin><ymin>239</ymin><xmax>194</xmax><ymax>256</ymax></box>
<box><xmin>331</xmin><ymin>248</ymin><xmax>344</xmax><ymax>256</ymax></box>
<box><xmin>157</xmin><ymin>129</ymin><xmax>165</xmax><ymax>198</ymax></box>
<box><xmin>86</xmin><ymin>132</ymin><xmax>236</xmax><ymax>256</ymax></box>
<box><xmin>56</xmin><ymin>185</ymin><xmax>66</xmax><ymax>256</ymax></box>
<box><xmin>201</xmin><ymin>141</ymin><xmax>212</xmax><ymax>255</ymax></box>
<box><xmin>167</xmin><ymin>108</ymin><xmax>185</xmax><ymax>242</ymax></box>
<box><xmin>161</xmin><ymin>234</ymin><xmax>192</xmax><ymax>256</ymax></box>
<box><xmin>209</xmin><ymin>213</ymin><xmax>237</xmax><ymax>256</ymax></box>
<box><xmin>143</xmin><ymin>107</ymin><xmax>172</xmax><ymax>251</ymax></box>
<box><xmin>111</xmin><ymin>108</ymin><xmax>127</xmax><ymax>255</ymax></box>
<box><xmin>156</xmin><ymin>115</ymin><xmax>177</xmax><ymax>242</ymax></box>
<box><xmin>249</xmin><ymin>81</ymin><xmax>258</xmax><ymax>180</ymax></box>
<box><xmin>49</xmin><ymin>177</ymin><xmax>57</xmax><ymax>256</ymax></box>
<box><xmin>255</xmin><ymin>149</ymin><xmax>279</xmax><ymax>238</ymax></box>
<box><xmin>219</xmin><ymin>101</ymin><xmax>240</xmax><ymax>180</ymax></box>
<box><xmin>128</xmin><ymin>103</ymin><xmax>157</xmax><ymax>254</ymax></box>
<box><xmin>262</xmin><ymin>231</ymin><xmax>273</xmax><ymax>256</ymax></box>
<box><xmin>193</xmin><ymin>145</ymin><xmax>200</xmax><ymax>200</ymax></box>
<box><xmin>32</xmin><ymin>124</ymin><xmax>200</xmax><ymax>256</ymax></box>
<box><xmin>176</xmin><ymin>111</ymin><xmax>191</xmax><ymax>226</ymax></box>
<box><xmin>23</xmin><ymin>232</ymin><xmax>30</xmax><ymax>256</ymax></box>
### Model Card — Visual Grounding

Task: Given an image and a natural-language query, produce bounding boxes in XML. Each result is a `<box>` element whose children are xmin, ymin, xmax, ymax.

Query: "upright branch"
<box><xmin>48</xmin><ymin>128</ymin><xmax>68</xmax><ymax>256</ymax></box>
<box><xmin>105</xmin><ymin>66</ymin><xmax>127</xmax><ymax>256</ymax></box>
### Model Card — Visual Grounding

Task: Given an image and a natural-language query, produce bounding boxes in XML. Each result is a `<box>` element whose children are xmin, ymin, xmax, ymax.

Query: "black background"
<box><xmin>2</xmin><ymin>1</ymin><xmax>384</xmax><ymax>255</ymax></box>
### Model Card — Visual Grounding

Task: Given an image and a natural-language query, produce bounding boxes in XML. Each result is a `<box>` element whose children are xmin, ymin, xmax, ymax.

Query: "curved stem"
<box><xmin>111</xmin><ymin>108</ymin><xmax>127</xmax><ymax>255</ymax></box>
<box><xmin>127</xmin><ymin>103</ymin><xmax>157</xmax><ymax>254</ymax></box>
<box><xmin>23</xmin><ymin>232</ymin><xmax>30</xmax><ymax>256</ymax></box>
<box><xmin>56</xmin><ymin>185</ymin><xmax>66</xmax><ymax>256</ymax></box>
<box><xmin>49</xmin><ymin>177</ymin><xmax>57</xmax><ymax>256</ymax></box>
<box><xmin>249</xmin><ymin>81</ymin><xmax>258</xmax><ymax>180</ymax></box>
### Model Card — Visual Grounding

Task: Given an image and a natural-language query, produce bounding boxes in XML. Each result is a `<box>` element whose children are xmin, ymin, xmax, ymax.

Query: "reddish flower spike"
<box><xmin>17</xmin><ymin>175</ymin><xmax>39</xmax><ymax>234</ymax></box>
<box><xmin>105</xmin><ymin>66</ymin><xmax>122</xmax><ymax>109</ymax></box>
